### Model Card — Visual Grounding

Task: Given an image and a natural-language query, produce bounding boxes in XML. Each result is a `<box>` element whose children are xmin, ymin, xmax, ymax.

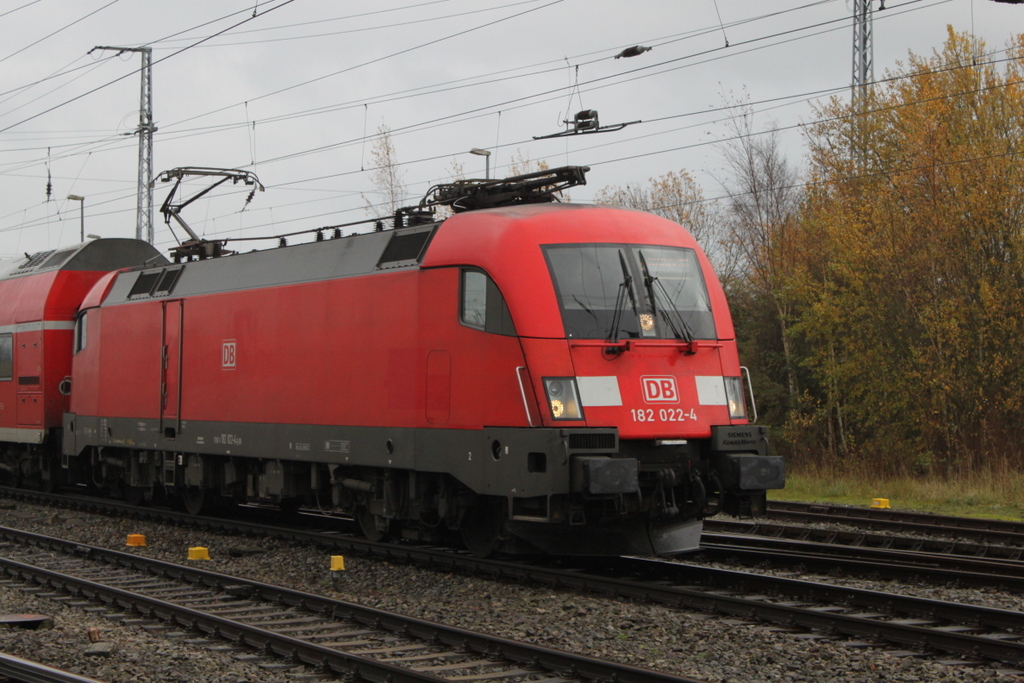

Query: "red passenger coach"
<box><xmin>0</xmin><ymin>240</ymin><xmax>165</xmax><ymax>486</ymax></box>
<box><xmin>19</xmin><ymin>167</ymin><xmax>784</xmax><ymax>556</ymax></box>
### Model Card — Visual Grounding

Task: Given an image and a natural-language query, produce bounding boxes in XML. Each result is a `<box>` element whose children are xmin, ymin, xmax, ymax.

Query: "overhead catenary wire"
<box><xmin>0</xmin><ymin>0</ymin><xmax>1007</xmax><ymax>245</ymax></box>
<box><xmin>6</xmin><ymin>53</ymin><xmax>1020</xmax><ymax>244</ymax></box>
<box><xmin>0</xmin><ymin>0</ymin><xmax>44</xmax><ymax>20</ymax></box>
<box><xmin>0</xmin><ymin>2</ymin><xmax>302</xmax><ymax>107</ymax></box>
<box><xmin>0</xmin><ymin>0</ymin><xmax>301</xmax><ymax>135</ymax></box>
<box><xmin>0</xmin><ymin>0</ymin><xmax>904</xmax><ymax>164</ymax></box>
<box><xmin>0</xmin><ymin>1</ymin><xmax>1003</xmax><ymax>194</ymax></box>
<box><xmin>152</xmin><ymin>0</ymin><xmax>551</xmax><ymax>50</ymax></box>
<box><xmin>0</xmin><ymin>0</ymin><xmax>122</xmax><ymax>67</ymax></box>
<box><xmin>2</xmin><ymin>38</ymin><xmax>1016</xmax><ymax>239</ymax></box>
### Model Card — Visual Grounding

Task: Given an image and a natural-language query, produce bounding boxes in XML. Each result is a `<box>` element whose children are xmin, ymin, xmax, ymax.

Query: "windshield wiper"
<box><xmin>637</xmin><ymin>249</ymin><xmax>694</xmax><ymax>343</ymax></box>
<box><xmin>607</xmin><ymin>250</ymin><xmax>638</xmax><ymax>343</ymax></box>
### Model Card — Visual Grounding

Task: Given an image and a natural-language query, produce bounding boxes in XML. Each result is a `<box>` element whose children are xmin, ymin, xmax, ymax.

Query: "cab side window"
<box><xmin>74</xmin><ymin>312</ymin><xmax>87</xmax><ymax>354</ymax></box>
<box><xmin>0</xmin><ymin>334</ymin><xmax>11</xmax><ymax>380</ymax></box>
<box><xmin>460</xmin><ymin>269</ymin><xmax>516</xmax><ymax>336</ymax></box>
<box><xmin>461</xmin><ymin>271</ymin><xmax>487</xmax><ymax>329</ymax></box>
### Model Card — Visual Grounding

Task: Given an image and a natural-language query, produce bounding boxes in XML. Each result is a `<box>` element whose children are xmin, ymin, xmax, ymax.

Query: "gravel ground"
<box><xmin>0</xmin><ymin>500</ymin><xmax>1022</xmax><ymax>683</ymax></box>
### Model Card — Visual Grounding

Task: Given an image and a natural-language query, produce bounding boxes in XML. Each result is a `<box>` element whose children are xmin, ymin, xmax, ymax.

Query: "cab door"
<box><xmin>15</xmin><ymin>327</ymin><xmax>43</xmax><ymax>435</ymax></box>
<box><xmin>160</xmin><ymin>300</ymin><xmax>183</xmax><ymax>438</ymax></box>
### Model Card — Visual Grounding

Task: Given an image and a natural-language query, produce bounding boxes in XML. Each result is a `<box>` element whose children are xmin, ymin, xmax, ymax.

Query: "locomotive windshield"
<box><xmin>543</xmin><ymin>244</ymin><xmax>716</xmax><ymax>340</ymax></box>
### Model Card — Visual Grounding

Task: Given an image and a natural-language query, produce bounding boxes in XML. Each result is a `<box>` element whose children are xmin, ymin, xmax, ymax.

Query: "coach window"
<box><xmin>460</xmin><ymin>269</ymin><xmax>516</xmax><ymax>336</ymax></box>
<box><xmin>0</xmin><ymin>334</ymin><xmax>11</xmax><ymax>381</ymax></box>
<box><xmin>74</xmin><ymin>311</ymin><xmax>87</xmax><ymax>354</ymax></box>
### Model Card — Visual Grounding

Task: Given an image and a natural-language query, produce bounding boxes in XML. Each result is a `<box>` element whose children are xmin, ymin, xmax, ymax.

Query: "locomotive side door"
<box><xmin>160</xmin><ymin>300</ymin><xmax>183</xmax><ymax>438</ymax></box>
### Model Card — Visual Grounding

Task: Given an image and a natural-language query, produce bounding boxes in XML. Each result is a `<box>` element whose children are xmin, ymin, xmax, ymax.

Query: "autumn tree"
<box><xmin>795</xmin><ymin>29</ymin><xmax>1024</xmax><ymax>473</ymax></box>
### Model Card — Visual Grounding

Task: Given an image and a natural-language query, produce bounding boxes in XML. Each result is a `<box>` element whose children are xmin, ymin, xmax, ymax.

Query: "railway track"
<box><xmin>10</xmin><ymin>485</ymin><xmax>1024</xmax><ymax>588</ymax></box>
<box><xmin>765</xmin><ymin>500</ymin><xmax>1024</xmax><ymax>546</ymax></box>
<box><xmin>701</xmin><ymin>521</ymin><xmax>1024</xmax><ymax>590</ymax></box>
<box><xmin>0</xmin><ymin>652</ymin><xmax>105</xmax><ymax>683</ymax></box>
<box><xmin>0</xmin><ymin>525</ymin><xmax>702</xmax><ymax>683</ymax></box>
<box><xmin>706</xmin><ymin>517</ymin><xmax>1024</xmax><ymax>561</ymax></box>
<box><xmin>556</xmin><ymin>556</ymin><xmax>1024</xmax><ymax>670</ymax></box>
<box><xmin>4</xmin><ymin>487</ymin><xmax>1024</xmax><ymax>672</ymax></box>
<box><xmin>699</xmin><ymin>531</ymin><xmax>1024</xmax><ymax>591</ymax></box>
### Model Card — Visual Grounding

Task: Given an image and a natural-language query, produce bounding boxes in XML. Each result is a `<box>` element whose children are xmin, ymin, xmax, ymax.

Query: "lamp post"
<box><xmin>67</xmin><ymin>195</ymin><xmax>85</xmax><ymax>242</ymax></box>
<box><xmin>469</xmin><ymin>148</ymin><xmax>491</xmax><ymax>179</ymax></box>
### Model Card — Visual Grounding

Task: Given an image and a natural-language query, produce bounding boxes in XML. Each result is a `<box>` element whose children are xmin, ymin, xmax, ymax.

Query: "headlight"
<box><xmin>544</xmin><ymin>377</ymin><xmax>583</xmax><ymax>420</ymax></box>
<box><xmin>724</xmin><ymin>376</ymin><xmax>747</xmax><ymax>420</ymax></box>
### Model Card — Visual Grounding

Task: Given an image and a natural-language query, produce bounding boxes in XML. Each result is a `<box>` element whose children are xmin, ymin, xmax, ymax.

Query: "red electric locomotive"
<box><xmin>7</xmin><ymin>166</ymin><xmax>784</xmax><ymax>556</ymax></box>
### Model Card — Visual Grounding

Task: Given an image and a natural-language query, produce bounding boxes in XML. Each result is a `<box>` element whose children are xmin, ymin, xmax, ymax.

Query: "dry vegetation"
<box><xmin>772</xmin><ymin>463</ymin><xmax>1024</xmax><ymax>521</ymax></box>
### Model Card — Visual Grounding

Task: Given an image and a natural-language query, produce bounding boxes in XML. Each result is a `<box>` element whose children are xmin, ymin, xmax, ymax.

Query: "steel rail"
<box><xmin>701</xmin><ymin>526</ymin><xmax>1024</xmax><ymax>577</ymax></box>
<box><xmin>698</xmin><ymin>536</ymin><xmax>1024</xmax><ymax>591</ymax></box>
<box><xmin>0</xmin><ymin>525</ymin><xmax>704</xmax><ymax>683</ymax></box>
<box><xmin>0</xmin><ymin>653</ymin><xmax>107</xmax><ymax>683</ymax></box>
<box><xmin>769</xmin><ymin>500</ymin><xmax>1024</xmax><ymax>533</ymax></box>
<box><xmin>765</xmin><ymin>500</ymin><xmax>1024</xmax><ymax>545</ymax></box>
<box><xmin>704</xmin><ymin>518</ymin><xmax>1024</xmax><ymax>561</ymax></box>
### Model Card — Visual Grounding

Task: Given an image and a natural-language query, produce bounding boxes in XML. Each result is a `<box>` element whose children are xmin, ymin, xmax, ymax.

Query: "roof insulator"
<box><xmin>279</xmin><ymin>237</ymin><xmax>287</xmax><ymax>247</ymax></box>
<box><xmin>315</xmin><ymin>230</ymin><xmax>324</xmax><ymax>242</ymax></box>
<box><xmin>333</xmin><ymin>228</ymin><xmax>342</xmax><ymax>239</ymax></box>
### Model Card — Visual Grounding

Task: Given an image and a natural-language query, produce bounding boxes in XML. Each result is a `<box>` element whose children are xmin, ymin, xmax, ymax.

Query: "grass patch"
<box><xmin>769</xmin><ymin>465</ymin><xmax>1024</xmax><ymax>521</ymax></box>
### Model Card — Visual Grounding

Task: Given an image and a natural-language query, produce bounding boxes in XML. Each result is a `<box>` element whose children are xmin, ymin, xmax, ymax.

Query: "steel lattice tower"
<box><xmin>852</xmin><ymin>0</ymin><xmax>874</xmax><ymax>106</ymax></box>
<box><xmin>92</xmin><ymin>46</ymin><xmax>156</xmax><ymax>243</ymax></box>
<box><xmin>136</xmin><ymin>47</ymin><xmax>155</xmax><ymax>244</ymax></box>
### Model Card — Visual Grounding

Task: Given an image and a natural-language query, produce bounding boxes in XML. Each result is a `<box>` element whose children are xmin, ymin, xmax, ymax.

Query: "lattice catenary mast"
<box><xmin>852</xmin><ymin>0</ymin><xmax>876</xmax><ymax>107</ymax></box>
<box><xmin>91</xmin><ymin>46</ymin><xmax>156</xmax><ymax>244</ymax></box>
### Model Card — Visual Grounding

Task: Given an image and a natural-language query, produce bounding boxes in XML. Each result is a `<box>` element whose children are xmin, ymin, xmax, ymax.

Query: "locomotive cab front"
<box><xmin>539</xmin><ymin>240</ymin><xmax>782</xmax><ymax>518</ymax></box>
<box><xmin>425</xmin><ymin>199</ymin><xmax>785</xmax><ymax>555</ymax></box>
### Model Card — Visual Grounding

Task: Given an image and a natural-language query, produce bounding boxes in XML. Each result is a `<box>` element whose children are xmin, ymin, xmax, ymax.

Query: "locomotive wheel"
<box><xmin>356</xmin><ymin>507</ymin><xmax>392</xmax><ymax>542</ymax></box>
<box><xmin>181</xmin><ymin>486</ymin><xmax>206</xmax><ymax>516</ymax></box>
<box><xmin>460</xmin><ymin>500</ymin><xmax>504</xmax><ymax>558</ymax></box>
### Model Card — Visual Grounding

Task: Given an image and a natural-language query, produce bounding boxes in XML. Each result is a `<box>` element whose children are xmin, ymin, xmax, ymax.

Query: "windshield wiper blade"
<box><xmin>637</xmin><ymin>249</ymin><xmax>694</xmax><ymax>343</ymax></box>
<box><xmin>607</xmin><ymin>250</ymin><xmax>637</xmax><ymax>343</ymax></box>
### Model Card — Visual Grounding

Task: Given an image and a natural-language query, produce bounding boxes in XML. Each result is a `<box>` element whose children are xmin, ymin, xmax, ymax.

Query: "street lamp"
<box><xmin>469</xmin><ymin>148</ymin><xmax>491</xmax><ymax>179</ymax></box>
<box><xmin>67</xmin><ymin>195</ymin><xmax>85</xmax><ymax>242</ymax></box>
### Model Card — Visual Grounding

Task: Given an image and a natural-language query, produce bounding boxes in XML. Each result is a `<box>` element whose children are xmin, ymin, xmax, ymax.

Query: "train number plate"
<box><xmin>630</xmin><ymin>408</ymin><xmax>697</xmax><ymax>423</ymax></box>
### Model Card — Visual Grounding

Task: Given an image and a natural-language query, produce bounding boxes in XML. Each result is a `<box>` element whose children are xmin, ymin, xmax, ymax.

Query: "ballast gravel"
<box><xmin>0</xmin><ymin>501</ymin><xmax>1021</xmax><ymax>683</ymax></box>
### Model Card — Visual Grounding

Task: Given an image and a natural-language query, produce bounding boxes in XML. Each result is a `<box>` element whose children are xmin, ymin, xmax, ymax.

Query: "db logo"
<box><xmin>641</xmin><ymin>376</ymin><xmax>679</xmax><ymax>403</ymax></box>
<box><xmin>222</xmin><ymin>340</ymin><xmax>237</xmax><ymax>369</ymax></box>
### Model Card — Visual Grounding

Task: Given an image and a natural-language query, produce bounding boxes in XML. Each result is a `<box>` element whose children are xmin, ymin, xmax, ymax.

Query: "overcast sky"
<box><xmin>0</xmin><ymin>0</ymin><xmax>1020</xmax><ymax>258</ymax></box>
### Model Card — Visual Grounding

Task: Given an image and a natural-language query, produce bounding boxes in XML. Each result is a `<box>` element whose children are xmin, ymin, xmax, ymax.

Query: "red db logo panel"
<box><xmin>641</xmin><ymin>376</ymin><xmax>679</xmax><ymax>403</ymax></box>
<box><xmin>222</xmin><ymin>340</ymin><xmax>237</xmax><ymax>369</ymax></box>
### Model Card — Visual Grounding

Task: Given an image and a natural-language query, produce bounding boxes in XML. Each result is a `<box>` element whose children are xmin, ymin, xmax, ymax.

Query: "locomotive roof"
<box><xmin>94</xmin><ymin>203</ymin><xmax>711</xmax><ymax>313</ymax></box>
<box><xmin>99</xmin><ymin>222</ymin><xmax>430</xmax><ymax>306</ymax></box>
<box><xmin>82</xmin><ymin>203</ymin><xmax>731</xmax><ymax>340</ymax></box>
<box><xmin>0</xmin><ymin>238</ymin><xmax>166</xmax><ymax>282</ymax></box>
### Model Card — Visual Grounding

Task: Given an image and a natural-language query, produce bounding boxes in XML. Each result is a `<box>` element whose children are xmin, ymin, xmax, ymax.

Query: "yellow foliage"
<box><xmin>792</xmin><ymin>30</ymin><xmax>1024</xmax><ymax>472</ymax></box>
